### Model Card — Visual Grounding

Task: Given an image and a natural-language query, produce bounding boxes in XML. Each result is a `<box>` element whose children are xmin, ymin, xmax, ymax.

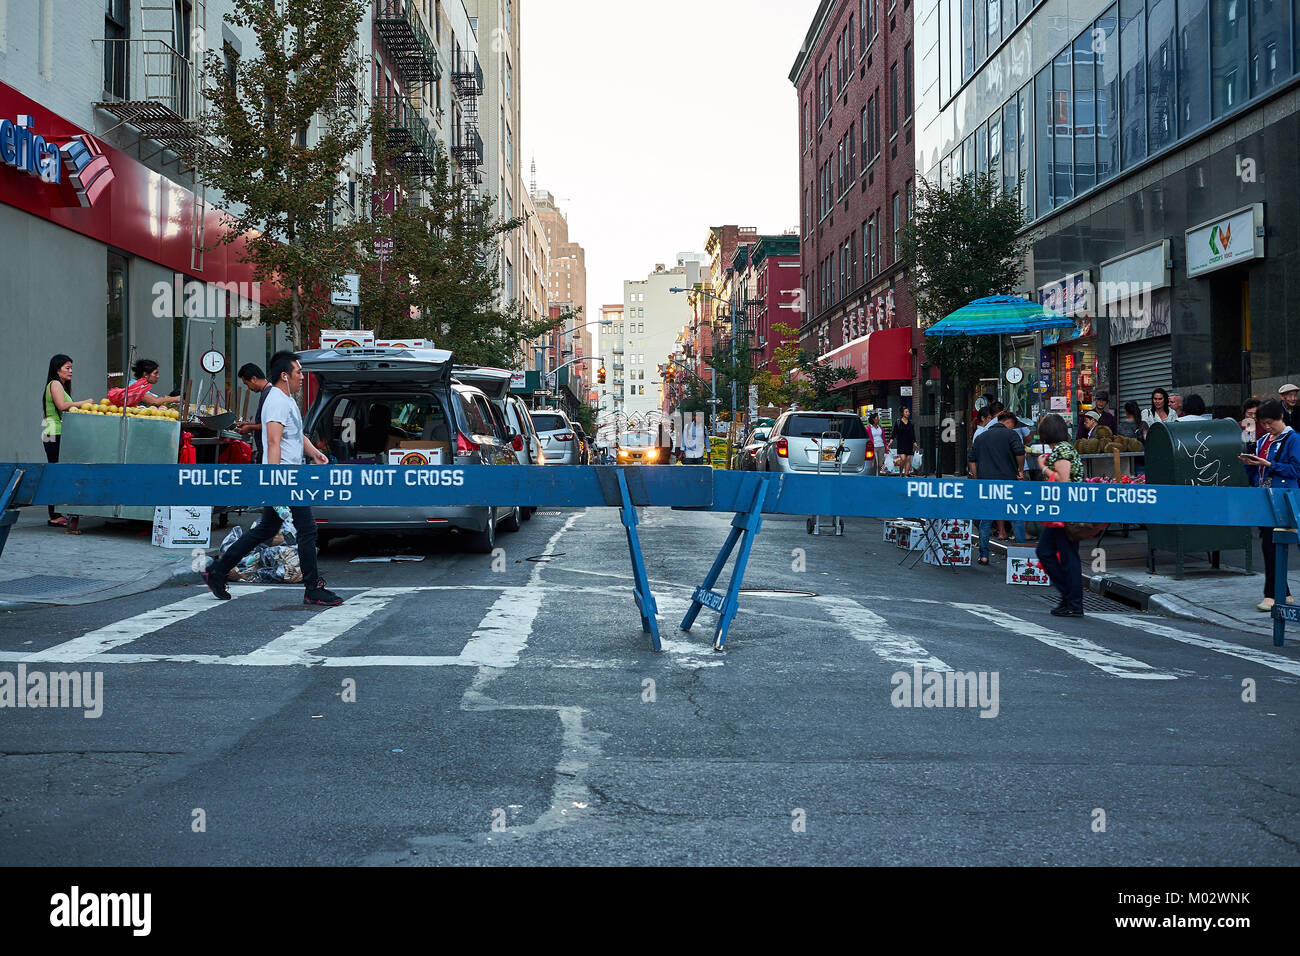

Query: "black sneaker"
<box><xmin>1050</xmin><ymin>606</ymin><xmax>1084</xmax><ymax>618</ymax></box>
<box><xmin>203</xmin><ymin>570</ymin><xmax>231</xmax><ymax>601</ymax></box>
<box><xmin>304</xmin><ymin>581</ymin><xmax>344</xmax><ymax>607</ymax></box>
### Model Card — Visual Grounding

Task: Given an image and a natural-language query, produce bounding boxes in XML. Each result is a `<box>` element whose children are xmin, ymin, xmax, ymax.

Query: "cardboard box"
<box><xmin>883</xmin><ymin>520</ymin><xmax>901</xmax><ymax>544</ymax></box>
<box><xmin>894</xmin><ymin>521</ymin><xmax>925</xmax><ymax>551</ymax></box>
<box><xmin>152</xmin><ymin>506</ymin><xmax>212</xmax><ymax>549</ymax></box>
<box><xmin>1006</xmin><ymin>546</ymin><xmax>1052</xmax><ymax>586</ymax></box>
<box><xmin>320</xmin><ymin>330</ymin><xmax>375</xmax><ymax>350</ymax></box>
<box><xmin>387</xmin><ymin>443</ymin><xmax>447</xmax><ymax>466</ymax></box>
<box><xmin>374</xmin><ymin>339</ymin><xmax>430</xmax><ymax>349</ymax></box>
<box><xmin>920</xmin><ymin>518</ymin><xmax>973</xmax><ymax>567</ymax></box>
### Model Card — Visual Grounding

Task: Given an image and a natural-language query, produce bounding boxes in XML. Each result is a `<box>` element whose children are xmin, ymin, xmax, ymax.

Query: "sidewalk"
<box><xmin>0</xmin><ymin>507</ymin><xmax>206</xmax><ymax>609</ymax></box>
<box><xmin>989</xmin><ymin>526</ymin><xmax>1299</xmax><ymax>639</ymax></box>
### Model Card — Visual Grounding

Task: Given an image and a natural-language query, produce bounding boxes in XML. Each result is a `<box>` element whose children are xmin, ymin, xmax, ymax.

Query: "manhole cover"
<box><xmin>0</xmin><ymin>575</ymin><xmax>112</xmax><ymax>597</ymax></box>
<box><xmin>1035</xmin><ymin>589</ymin><xmax>1138</xmax><ymax>613</ymax></box>
<box><xmin>739</xmin><ymin>589</ymin><xmax>819</xmax><ymax>598</ymax></box>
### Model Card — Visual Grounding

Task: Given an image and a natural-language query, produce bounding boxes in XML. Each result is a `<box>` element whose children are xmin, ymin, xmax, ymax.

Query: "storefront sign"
<box><xmin>1099</xmin><ymin>240</ymin><xmax>1171</xmax><ymax>302</ymax></box>
<box><xmin>1186</xmin><ymin>204</ymin><xmax>1264</xmax><ymax>277</ymax></box>
<box><xmin>1050</xmin><ymin>396</ymin><xmax>1068</xmax><ymax>412</ymax></box>
<box><xmin>510</xmin><ymin>370</ymin><xmax>527</xmax><ymax>389</ymax></box>
<box><xmin>1109</xmin><ymin>287</ymin><xmax>1171</xmax><ymax>346</ymax></box>
<box><xmin>1038</xmin><ymin>271</ymin><xmax>1091</xmax><ymax>317</ymax></box>
<box><xmin>0</xmin><ymin>114</ymin><xmax>62</xmax><ymax>183</ymax></box>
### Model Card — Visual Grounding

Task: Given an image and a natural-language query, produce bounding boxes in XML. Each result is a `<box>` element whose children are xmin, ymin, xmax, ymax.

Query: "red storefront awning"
<box><xmin>818</xmin><ymin>326</ymin><xmax>913</xmax><ymax>388</ymax></box>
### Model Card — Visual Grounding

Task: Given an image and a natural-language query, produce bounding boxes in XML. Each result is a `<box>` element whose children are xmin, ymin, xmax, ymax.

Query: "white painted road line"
<box><xmin>817</xmin><ymin>596</ymin><xmax>952</xmax><ymax>671</ymax></box>
<box><xmin>954</xmin><ymin>603</ymin><xmax>1178</xmax><ymax>680</ymax></box>
<box><xmin>457</xmin><ymin>586</ymin><xmax>546</xmax><ymax>667</ymax></box>
<box><xmin>237</xmin><ymin>589</ymin><xmax>402</xmax><ymax>666</ymax></box>
<box><xmin>26</xmin><ymin>588</ymin><xmax>272</xmax><ymax>663</ymax></box>
<box><xmin>1092</xmin><ymin>613</ymin><xmax>1300</xmax><ymax>677</ymax></box>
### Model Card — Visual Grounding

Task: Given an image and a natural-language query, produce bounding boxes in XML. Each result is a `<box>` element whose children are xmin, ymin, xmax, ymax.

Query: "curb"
<box><xmin>986</xmin><ymin>537</ymin><xmax>1282</xmax><ymax>637</ymax></box>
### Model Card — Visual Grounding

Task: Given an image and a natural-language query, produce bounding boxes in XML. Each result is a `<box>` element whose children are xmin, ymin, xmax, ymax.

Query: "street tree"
<box><xmin>198</xmin><ymin>0</ymin><xmax>369</xmax><ymax>346</ymax></box>
<box><xmin>757</xmin><ymin>322</ymin><xmax>854</xmax><ymax>410</ymax></box>
<box><xmin>898</xmin><ymin>170</ymin><xmax>1029</xmax><ymax>391</ymax></box>
<box><xmin>350</xmin><ymin>115</ymin><xmax>561</xmax><ymax>367</ymax></box>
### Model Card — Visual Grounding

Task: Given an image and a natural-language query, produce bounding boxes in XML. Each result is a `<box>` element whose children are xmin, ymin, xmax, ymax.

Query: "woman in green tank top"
<box><xmin>42</xmin><ymin>354</ymin><xmax>93</xmax><ymax>529</ymax></box>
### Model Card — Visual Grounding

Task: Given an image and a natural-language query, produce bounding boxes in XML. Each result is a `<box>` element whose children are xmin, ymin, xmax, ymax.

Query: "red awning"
<box><xmin>817</xmin><ymin>327</ymin><xmax>912</xmax><ymax>388</ymax></box>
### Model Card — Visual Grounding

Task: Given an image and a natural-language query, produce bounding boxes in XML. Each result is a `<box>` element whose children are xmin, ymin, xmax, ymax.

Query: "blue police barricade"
<box><xmin>0</xmin><ymin>464</ymin><xmax>1296</xmax><ymax>651</ymax></box>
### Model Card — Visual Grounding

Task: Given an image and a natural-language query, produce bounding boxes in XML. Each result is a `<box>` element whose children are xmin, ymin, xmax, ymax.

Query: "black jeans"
<box><xmin>1036</xmin><ymin>527</ymin><xmax>1083</xmax><ymax>612</ymax></box>
<box><xmin>1261</xmin><ymin>526</ymin><xmax>1293</xmax><ymax>600</ymax></box>
<box><xmin>43</xmin><ymin>437</ymin><xmax>60</xmax><ymax>519</ymax></box>
<box><xmin>210</xmin><ymin>506</ymin><xmax>320</xmax><ymax>590</ymax></box>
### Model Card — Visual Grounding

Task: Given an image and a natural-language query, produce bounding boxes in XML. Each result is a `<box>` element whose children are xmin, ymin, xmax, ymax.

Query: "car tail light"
<box><xmin>555</xmin><ymin>432</ymin><xmax>574</xmax><ymax>442</ymax></box>
<box><xmin>865</xmin><ymin>446</ymin><xmax>875</xmax><ymax>460</ymax></box>
<box><xmin>456</xmin><ymin>433</ymin><xmax>480</xmax><ymax>455</ymax></box>
<box><xmin>512</xmin><ymin>434</ymin><xmax>524</xmax><ymax>452</ymax></box>
<box><xmin>776</xmin><ymin>438</ymin><xmax>788</xmax><ymax>458</ymax></box>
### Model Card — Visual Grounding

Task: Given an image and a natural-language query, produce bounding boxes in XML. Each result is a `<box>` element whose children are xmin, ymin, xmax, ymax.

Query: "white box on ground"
<box><xmin>152</xmin><ymin>506</ymin><xmax>212</xmax><ymax>549</ymax></box>
<box><xmin>387</xmin><ymin>447</ymin><xmax>445</xmax><ymax>466</ymax></box>
<box><xmin>374</xmin><ymin>339</ymin><xmax>429</xmax><ymax>349</ymax></box>
<box><xmin>894</xmin><ymin>521</ymin><xmax>925</xmax><ymax>551</ymax></box>
<box><xmin>1006</xmin><ymin>545</ymin><xmax>1052</xmax><ymax>585</ymax></box>
<box><xmin>320</xmin><ymin>329</ymin><xmax>375</xmax><ymax>350</ymax></box>
<box><xmin>922</xmin><ymin>518</ymin><xmax>972</xmax><ymax>567</ymax></box>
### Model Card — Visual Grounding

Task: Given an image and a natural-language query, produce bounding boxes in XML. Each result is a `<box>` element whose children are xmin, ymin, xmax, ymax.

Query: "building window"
<box><xmin>1072</xmin><ymin>31</ymin><xmax>1095</xmax><ymax>194</ymax></box>
<box><xmin>1178</xmin><ymin>0</ymin><xmax>1210</xmax><ymax>133</ymax></box>
<box><xmin>868</xmin><ymin>215</ymin><xmax>878</xmax><ymax>278</ymax></box>
<box><xmin>1148</xmin><ymin>0</ymin><xmax>1177</xmax><ymax>152</ymax></box>
<box><xmin>892</xmin><ymin>192</ymin><xmax>901</xmax><ymax>261</ymax></box>
<box><xmin>904</xmin><ymin>43</ymin><xmax>914</xmax><ymax>120</ymax></box>
<box><xmin>104</xmin><ymin>0</ymin><xmax>130</xmax><ymax>98</ymax></box>
<box><xmin>890</xmin><ymin>64</ymin><xmax>899</xmax><ymax>134</ymax></box>
<box><xmin>1096</xmin><ymin>6</ymin><xmax>1119</xmax><ymax>183</ymax></box>
<box><xmin>847</xmin><ymin>121</ymin><xmax>855</xmax><ymax>180</ymax></box>
<box><xmin>1053</xmin><ymin>50</ymin><xmax>1073</xmax><ymax>206</ymax></box>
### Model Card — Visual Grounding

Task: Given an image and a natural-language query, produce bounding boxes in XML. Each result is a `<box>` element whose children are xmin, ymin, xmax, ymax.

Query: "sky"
<box><xmin>521</xmin><ymin>0</ymin><xmax>820</xmax><ymax>345</ymax></box>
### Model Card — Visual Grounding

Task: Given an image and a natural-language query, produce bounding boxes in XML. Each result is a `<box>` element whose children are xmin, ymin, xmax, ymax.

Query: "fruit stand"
<box><xmin>59</xmin><ymin>402</ymin><xmax>182</xmax><ymax>521</ymax></box>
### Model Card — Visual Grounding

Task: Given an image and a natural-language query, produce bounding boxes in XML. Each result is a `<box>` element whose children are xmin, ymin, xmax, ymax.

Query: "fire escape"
<box><xmin>375</xmin><ymin>0</ymin><xmax>441</xmax><ymax>177</ymax></box>
<box><xmin>451</xmin><ymin>51</ymin><xmax>485</xmax><ymax>201</ymax></box>
<box><xmin>94</xmin><ymin>0</ymin><xmax>210</xmax><ymax>271</ymax></box>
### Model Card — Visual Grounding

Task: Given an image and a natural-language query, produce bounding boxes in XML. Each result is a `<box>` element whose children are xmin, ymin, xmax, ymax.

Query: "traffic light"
<box><xmin>664</xmin><ymin>366</ymin><xmax>676</xmax><ymax>384</ymax></box>
<box><xmin>597</xmin><ymin>366</ymin><xmax>606</xmax><ymax>385</ymax></box>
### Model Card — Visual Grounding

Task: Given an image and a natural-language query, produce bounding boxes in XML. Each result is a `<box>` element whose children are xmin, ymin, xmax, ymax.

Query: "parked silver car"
<box><xmin>530</xmin><ymin>409</ymin><xmax>580</xmax><ymax>465</ymax></box>
<box><xmin>453</xmin><ymin>366</ymin><xmax>541</xmax><ymax>519</ymax></box>
<box><xmin>300</xmin><ymin>348</ymin><xmax>521</xmax><ymax>553</ymax></box>
<box><xmin>757</xmin><ymin>411</ymin><xmax>873</xmax><ymax>475</ymax></box>
<box><xmin>738</xmin><ymin>427</ymin><xmax>771</xmax><ymax>471</ymax></box>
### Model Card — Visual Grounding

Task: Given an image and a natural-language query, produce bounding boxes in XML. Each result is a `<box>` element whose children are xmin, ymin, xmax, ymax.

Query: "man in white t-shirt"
<box><xmin>204</xmin><ymin>351</ymin><xmax>343</xmax><ymax>606</ymax></box>
<box><xmin>682</xmin><ymin>415</ymin><xmax>706</xmax><ymax>465</ymax></box>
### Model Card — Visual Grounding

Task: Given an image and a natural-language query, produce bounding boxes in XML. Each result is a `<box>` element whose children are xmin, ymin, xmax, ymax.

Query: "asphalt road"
<box><xmin>1</xmin><ymin>505</ymin><xmax>1296</xmax><ymax>866</ymax></box>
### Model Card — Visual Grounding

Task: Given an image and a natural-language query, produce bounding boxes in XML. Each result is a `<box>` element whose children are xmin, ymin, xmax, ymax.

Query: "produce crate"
<box><xmin>60</xmin><ymin>410</ymin><xmax>182</xmax><ymax>521</ymax></box>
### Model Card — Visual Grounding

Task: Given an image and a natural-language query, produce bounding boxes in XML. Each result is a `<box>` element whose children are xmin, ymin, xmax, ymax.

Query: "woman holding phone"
<box><xmin>1240</xmin><ymin>399</ymin><xmax>1299</xmax><ymax>612</ymax></box>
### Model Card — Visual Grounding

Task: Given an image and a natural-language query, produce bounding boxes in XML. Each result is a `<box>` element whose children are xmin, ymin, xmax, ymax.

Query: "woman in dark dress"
<box><xmin>895</xmin><ymin>406</ymin><xmax>917</xmax><ymax>476</ymax></box>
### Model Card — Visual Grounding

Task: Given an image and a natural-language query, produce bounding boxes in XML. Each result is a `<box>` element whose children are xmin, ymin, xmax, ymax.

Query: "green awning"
<box><xmin>924</xmin><ymin>295</ymin><xmax>1075</xmax><ymax>336</ymax></box>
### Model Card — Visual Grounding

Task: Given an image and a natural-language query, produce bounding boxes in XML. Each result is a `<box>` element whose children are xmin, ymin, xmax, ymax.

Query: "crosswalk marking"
<box><xmin>953</xmin><ymin>603</ymin><xmax>1178</xmax><ymax>680</ymax></box>
<box><xmin>817</xmin><ymin>596</ymin><xmax>952</xmax><ymax>671</ymax></box>
<box><xmin>236</xmin><ymin>589</ymin><xmax>403</xmax><ymax>666</ymax></box>
<box><xmin>1092</xmin><ymin>614</ymin><xmax>1300</xmax><ymax>677</ymax></box>
<box><xmin>4</xmin><ymin>583</ymin><xmax>1293</xmax><ymax>678</ymax></box>
<box><xmin>25</xmin><ymin>589</ymin><xmax>271</xmax><ymax>663</ymax></box>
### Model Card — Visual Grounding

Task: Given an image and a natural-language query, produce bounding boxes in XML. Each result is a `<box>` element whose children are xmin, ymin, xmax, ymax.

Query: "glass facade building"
<box><xmin>916</xmin><ymin>0</ymin><xmax>1300</xmax><ymax>423</ymax></box>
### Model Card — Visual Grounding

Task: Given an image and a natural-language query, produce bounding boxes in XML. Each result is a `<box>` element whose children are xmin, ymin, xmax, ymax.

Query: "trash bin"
<box><xmin>1143</xmin><ymin>419</ymin><xmax>1253</xmax><ymax>579</ymax></box>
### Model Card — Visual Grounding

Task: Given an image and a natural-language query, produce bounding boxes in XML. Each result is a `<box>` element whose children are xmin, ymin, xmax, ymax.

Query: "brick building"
<box><xmin>790</xmin><ymin>0</ymin><xmax>918</xmax><ymax>414</ymax></box>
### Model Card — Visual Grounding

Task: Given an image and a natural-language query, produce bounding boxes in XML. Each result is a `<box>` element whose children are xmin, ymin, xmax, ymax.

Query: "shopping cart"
<box><xmin>806</xmin><ymin>431</ymin><xmax>846</xmax><ymax>536</ymax></box>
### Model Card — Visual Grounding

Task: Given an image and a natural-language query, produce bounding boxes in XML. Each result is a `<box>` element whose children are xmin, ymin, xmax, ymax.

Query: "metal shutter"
<box><xmin>1117</xmin><ymin>337</ymin><xmax>1173</xmax><ymax>411</ymax></box>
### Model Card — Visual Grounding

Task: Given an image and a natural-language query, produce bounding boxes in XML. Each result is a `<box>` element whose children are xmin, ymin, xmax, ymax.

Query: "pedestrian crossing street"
<box><xmin>1</xmin><ymin>583</ymin><xmax>1297</xmax><ymax>680</ymax></box>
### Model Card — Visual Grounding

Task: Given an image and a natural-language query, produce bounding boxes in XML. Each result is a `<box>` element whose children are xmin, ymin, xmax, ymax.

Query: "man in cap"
<box><xmin>1280</xmin><ymin>384</ymin><xmax>1298</xmax><ymax>428</ymax></box>
<box><xmin>1076</xmin><ymin>390</ymin><xmax>1116</xmax><ymax>440</ymax></box>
